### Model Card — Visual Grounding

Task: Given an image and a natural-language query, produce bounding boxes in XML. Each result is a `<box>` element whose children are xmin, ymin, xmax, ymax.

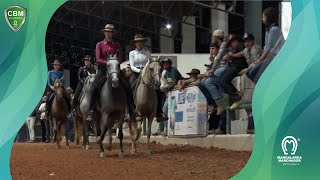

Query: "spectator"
<box><xmin>160</xmin><ymin>58</ymin><xmax>183</xmax><ymax>136</ymax></box>
<box><xmin>26</xmin><ymin>114</ymin><xmax>36</xmax><ymax>143</ymax></box>
<box><xmin>219</xmin><ymin>34</ymin><xmax>248</xmax><ymax>112</ymax></box>
<box><xmin>125</xmin><ymin>66</ymin><xmax>133</xmax><ymax>80</ymax></box>
<box><xmin>227</xmin><ymin>33</ymin><xmax>263</xmax><ymax>133</ymax></box>
<box><xmin>210</xmin><ymin>29</ymin><xmax>228</xmax><ymax>77</ymax></box>
<box><xmin>38</xmin><ymin>96</ymin><xmax>50</xmax><ymax>143</ymax></box>
<box><xmin>246</xmin><ymin>7</ymin><xmax>285</xmax><ymax>83</ymax></box>
<box><xmin>177</xmin><ymin>69</ymin><xmax>200</xmax><ymax>91</ymax></box>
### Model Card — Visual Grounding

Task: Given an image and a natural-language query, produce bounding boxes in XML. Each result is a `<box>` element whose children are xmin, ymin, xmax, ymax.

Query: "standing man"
<box><xmin>87</xmin><ymin>24</ymin><xmax>135</xmax><ymax>121</ymax></box>
<box><xmin>71</xmin><ymin>55</ymin><xmax>96</xmax><ymax>111</ymax></box>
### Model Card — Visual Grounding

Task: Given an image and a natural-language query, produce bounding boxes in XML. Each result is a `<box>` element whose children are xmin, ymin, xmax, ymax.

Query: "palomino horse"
<box><xmin>73</xmin><ymin>73</ymin><xmax>96</xmax><ymax>150</ymax></box>
<box><xmin>95</xmin><ymin>53</ymin><xmax>127</xmax><ymax>158</ymax></box>
<box><xmin>51</xmin><ymin>78</ymin><xmax>69</xmax><ymax>149</ymax></box>
<box><xmin>129</xmin><ymin>58</ymin><xmax>161</xmax><ymax>155</ymax></box>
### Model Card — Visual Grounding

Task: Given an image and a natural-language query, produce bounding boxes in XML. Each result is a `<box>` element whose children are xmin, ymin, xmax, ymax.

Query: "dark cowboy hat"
<box><xmin>225</xmin><ymin>34</ymin><xmax>241</xmax><ymax>47</ymax></box>
<box><xmin>243</xmin><ymin>33</ymin><xmax>255</xmax><ymax>41</ymax></box>
<box><xmin>186</xmin><ymin>69</ymin><xmax>200</xmax><ymax>75</ymax></box>
<box><xmin>204</xmin><ymin>63</ymin><xmax>213</xmax><ymax>67</ymax></box>
<box><xmin>161</xmin><ymin>58</ymin><xmax>172</xmax><ymax>64</ymax></box>
<box><xmin>82</xmin><ymin>55</ymin><xmax>94</xmax><ymax>62</ymax></box>
<box><xmin>131</xmin><ymin>34</ymin><xmax>148</xmax><ymax>43</ymax></box>
<box><xmin>51</xmin><ymin>60</ymin><xmax>62</xmax><ymax>66</ymax></box>
<box><xmin>100</xmin><ymin>24</ymin><xmax>116</xmax><ymax>32</ymax></box>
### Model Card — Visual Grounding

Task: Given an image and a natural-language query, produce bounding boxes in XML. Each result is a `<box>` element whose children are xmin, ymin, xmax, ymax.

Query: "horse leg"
<box><xmin>146</xmin><ymin>116</ymin><xmax>153</xmax><ymax>155</ymax></box>
<box><xmin>129</xmin><ymin>121</ymin><xmax>137</xmax><ymax>155</ymax></box>
<box><xmin>56</xmin><ymin>120</ymin><xmax>62</xmax><ymax>149</ymax></box>
<box><xmin>106</xmin><ymin>121</ymin><xmax>113</xmax><ymax>152</ymax></box>
<box><xmin>98</xmin><ymin>113</ymin><xmax>108</xmax><ymax>158</ymax></box>
<box><xmin>52</xmin><ymin>118</ymin><xmax>59</xmax><ymax>149</ymax></box>
<box><xmin>95</xmin><ymin>112</ymin><xmax>101</xmax><ymax>143</ymax></box>
<box><xmin>118</xmin><ymin>119</ymin><xmax>124</xmax><ymax>158</ymax></box>
<box><xmin>73</xmin><ymin>113</ymin><xmax>80</xmax><ymax>145</ymax></box>
<box><xmin>84</xmin><ymin>120</ymin><xmax>90</xmax><ymax>150</ymax></box>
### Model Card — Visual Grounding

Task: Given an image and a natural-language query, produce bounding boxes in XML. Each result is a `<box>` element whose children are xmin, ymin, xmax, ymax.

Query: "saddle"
<box><xmin>132</xmin><ymin>75</ymin><xmax>141</xmax><ymax>100</ymax></box>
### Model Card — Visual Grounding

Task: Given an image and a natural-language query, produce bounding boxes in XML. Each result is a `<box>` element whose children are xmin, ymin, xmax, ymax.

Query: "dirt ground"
<box><xmin>11</xmin><ymin>142</ymin><xmax>251</xmax><ymax>180</ymax></box>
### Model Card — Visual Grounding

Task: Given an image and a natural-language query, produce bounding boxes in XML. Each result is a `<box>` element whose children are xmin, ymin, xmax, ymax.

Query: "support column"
<box><xmin>182</xmin><ymin>16</ymin><xmax>196</xmax><ymax>53</ymax></box>
<box><xmin>244</xmin><ymin>1</ymin><xmax>262</xmax><ymax>46</ymax></box>
<box><xmin>160</xmin><ymin>28</ymin><xmax>174</xmax><ymax>53</ymax></box>
<box><xmin>211</xmin><ymin>4</ymin><xmax>228</xmax><ymax>40</ymax></box>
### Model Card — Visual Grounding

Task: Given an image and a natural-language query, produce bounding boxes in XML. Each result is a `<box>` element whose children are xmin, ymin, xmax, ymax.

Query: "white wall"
<box><xmin>152</xmin><ymin>53</ymin><xmax>209</xmax><ymax>77</ymax></box>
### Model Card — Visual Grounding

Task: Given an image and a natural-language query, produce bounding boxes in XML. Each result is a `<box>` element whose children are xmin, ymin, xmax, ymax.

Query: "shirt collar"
<box><xmin>104</xmin><ymin>39</ymin><xmax>114</xmax><ymax>44</ymax></box>
<box><xmin>135</xmin><ymin>48</ymin><xmax>144</xmax><ymax>53</ymax></box>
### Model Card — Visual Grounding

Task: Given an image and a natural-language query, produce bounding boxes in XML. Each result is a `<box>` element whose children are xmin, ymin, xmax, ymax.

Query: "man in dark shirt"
<box><xmin>220</xmin><ymin>34</ymin><xmax>248</xmax><ymax>107</ymax></box>
<box><xmin>87</xmin><ymin>24</ymin><xmax>135</xmax><ymax>121</ymax></box>
<box><xmin>71</xmin><ymin>55</ymin><xmax>96</xmax><ymax>111</ymax></box>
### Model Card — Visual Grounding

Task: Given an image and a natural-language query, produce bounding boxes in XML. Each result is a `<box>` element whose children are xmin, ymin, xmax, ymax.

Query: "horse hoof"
<box><xmin>147</xmin><ymin>150</ymin><xmax>151</xmax><ymax>155</ymax></box>
<box><xmin>119</xmin><ymin>152</ymin><xmax>124</xmax><ymax>158</ymax></box>
<box><xmin>131</xmin><ymin>150</ymin><xmax>136</xmax><ymax>155</ymax></box>
<box><xmin>99</xmin><ymin>152</ymin><xmax>105</xmax><ymax>158</ymax></box>
<box><xmin>85</xmin><ymin>145</ymin><xmax>90</xmax><ymax>150</ymax></box>
<box><xmin>66</xmin><ymin>146</ymin><xmax>70</xmax><ymax>149</ymax></box>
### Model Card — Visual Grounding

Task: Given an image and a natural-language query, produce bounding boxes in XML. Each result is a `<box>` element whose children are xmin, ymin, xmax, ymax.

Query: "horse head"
<box><xmin>54</xmin><ymin>79</ymin><xmax>64</xmax><ymax>101</ymax></box>
<box><xmin>107</xmin><ymin>59</ymin><xmax>120</xmax><ymax>88</ymax></box>
<box><xmin>83</xmin><ymin>72</ymin><xmax>96</xmax><ymax>93</ymax></box>
<box><xmin>144</xmin><ymin>57</ymin><xmax>161</xmax><ymax>88</ymax></box>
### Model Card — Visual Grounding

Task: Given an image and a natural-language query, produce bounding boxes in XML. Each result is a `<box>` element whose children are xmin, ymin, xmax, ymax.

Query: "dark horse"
<box><xmin>95</xmin><ymin>53</ymin><xmax>127</xmax><ymax>158</ymax></box>
<box><xmin>51</xmin><ymin>78</ymin><xmax>70</xmax><ymax>149</ymax></box>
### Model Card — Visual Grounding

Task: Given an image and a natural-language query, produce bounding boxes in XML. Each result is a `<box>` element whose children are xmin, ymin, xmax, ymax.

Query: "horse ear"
<box><xmin>88</xmin><ymin>72</ymin><xmax>91</xmax><ymax>76</ymax></box>
<box><xmin>105</xmin><ymin>51</ymin><xmax>109</xmax><ymax>59</ymax></box>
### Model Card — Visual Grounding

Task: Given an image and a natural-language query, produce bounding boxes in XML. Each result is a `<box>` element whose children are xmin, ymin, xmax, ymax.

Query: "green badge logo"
<box><xmin>4</xmin><ymin>5</ymin><xmax>27</xmax><ymax>32</ymax></box>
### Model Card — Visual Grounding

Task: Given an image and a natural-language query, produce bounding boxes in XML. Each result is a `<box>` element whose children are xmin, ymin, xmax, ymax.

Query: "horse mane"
<box><xmin>141</xmin><ymin>60</ymin><xmax>150</xmax><ymax>77</ymax></box>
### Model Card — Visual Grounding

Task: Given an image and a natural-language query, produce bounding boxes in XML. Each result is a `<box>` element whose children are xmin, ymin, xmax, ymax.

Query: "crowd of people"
<box><xmin>16</xmin><ymin>7</ymin><xmax>284</xmax><ymax>142</ymax></box>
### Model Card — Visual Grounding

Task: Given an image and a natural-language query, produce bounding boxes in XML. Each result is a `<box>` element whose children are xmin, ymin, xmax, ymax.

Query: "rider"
<box><xmin>46</xmin><ymin>60</ymin><xmax>71</xmax><ymax>114</ymax></box>
<box><xmin>129</xmin><ymin>34</ymin><xmax>151</xmax><ymax>85</ymax></box>
<box><xmin>87</xmin><ymin>24</ymin><xmax>135</xmax><ymax>121</ymax></box>
<box><xmin>71</xmin><ymin>55</ymin><xmax>96</xmax><ymax>112</ymax></box>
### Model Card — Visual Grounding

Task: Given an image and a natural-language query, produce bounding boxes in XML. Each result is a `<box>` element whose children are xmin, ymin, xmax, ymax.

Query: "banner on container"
<box><xmin>167</xmin><ymin>86</ymin><xmax>207</xmax><ymax>137</ymax></box>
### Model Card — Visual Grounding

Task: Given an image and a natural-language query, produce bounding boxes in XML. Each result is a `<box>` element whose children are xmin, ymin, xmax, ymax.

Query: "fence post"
<box><xmin>226</xmin><ymin>96</ymin><xmax>231</xmax><ymax>134</ymax></box>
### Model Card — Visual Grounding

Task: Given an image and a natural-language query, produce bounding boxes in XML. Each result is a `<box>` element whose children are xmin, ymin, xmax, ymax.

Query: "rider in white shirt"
<box><xmin>129</xmin><ymin>34</ymin><xmax>151</xmax><ymax>85</ymax></box>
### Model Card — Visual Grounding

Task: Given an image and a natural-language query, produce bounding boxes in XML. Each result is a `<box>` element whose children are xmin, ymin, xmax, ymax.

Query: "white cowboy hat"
<box><xmin>101</xmin><ymin>24</ymin><xmax>116</xmax><ymax>32</ymax></box>
<box><xmin>212</xmin><ymin>29</ymin><xmax>224</xmax><ymax>38</ymax></box>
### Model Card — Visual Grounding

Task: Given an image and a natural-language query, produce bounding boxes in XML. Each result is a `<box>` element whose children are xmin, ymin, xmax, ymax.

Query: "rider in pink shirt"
<box><xmin>88</xmin><ymin>24</ymin><xmax>135</xmax><ymax>121</ymax></box>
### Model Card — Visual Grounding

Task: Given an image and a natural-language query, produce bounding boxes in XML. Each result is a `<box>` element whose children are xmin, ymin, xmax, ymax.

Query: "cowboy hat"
<box><xmin>82</xmin><ymin>55</ymin><xmax>94</xmax><ymax>62</ymax></box>
<box><xmin>225</xmin><ymin>34</ymin><xmax>241</xmax><ymax>47</ymax></box>
<box><xmin>186</xmin><ymin>69</ymin><xmax>200</xmax><ymax>75</ymax></box>
<box><xmin>51</xmin><ymin>60</ymin><xmax>62</xmax><ymax>66</ymax></box>
<box><xmin>204</xmin><ymin>63</ymin><xmax>213</xmax><ymax>67</ymax></box>
<box><xmin>161</xmin><ymin>58</ymin><xmax>172</xmax><ymax>64</ymax></box>
<box><xmin>101</xmin><ymin>24</ymin><xmax>116</xmax><ymax>32</ymax></box>
<box><xmin>212</xmin><ymin>29</ymin><xmax>224</xmax><ymax>38</ymax></box>
<box><xmin>243</xmin><ymin>33</ymin><xmax>255</xmax><ymax>41</ymax></box>
<box><xmin>66</xmin><ymin>87</ymin><xmax>73</xmax><ymax>93</ymax></box>
<box><xmin>132</xmin><ymin>34</ymin><xmax>148</xmax><ymax>43</ymax></box>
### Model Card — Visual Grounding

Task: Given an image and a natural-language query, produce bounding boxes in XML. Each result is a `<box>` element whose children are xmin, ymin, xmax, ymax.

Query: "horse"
<box><xmin>50</xmin><ymin>78</ymin><xmax>70</xmax><ymax>149</ymax></box>
<box><xmin>95</xmin><ymin>53</ymin><xmax>127</xmax><ymax>158</ymax></box>
<box><xmin>73</xmin><ymin>73</ymin><xmax>96</xmax><ymax>150</ymax></box>
<box><xmin>129</xmin><ymin>58</ymin><xmax>161</xmax><ymax>155</ymax></box>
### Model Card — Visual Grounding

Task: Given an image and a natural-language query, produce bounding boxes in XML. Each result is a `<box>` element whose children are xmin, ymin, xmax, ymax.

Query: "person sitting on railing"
<box><xmin>197</xmin><ymin>40</ymin><xmax>227</xmax><ymax>115</ymax></box>
<box><xmin>160</xmin><ymin>58</ymin><xmax>183</xmax><ymax>121</ymax></box>
<box><xmin>225</xmin><ymin>34</ymin><xmax>262</xmax><ymax>109</ymax></box>
<box><xmin>177</xmin><ymin>69</ymin><xmax>200</xmax><ymax>91</ymax></box>
<box><xmin>214</xmin><ymin>34</ymin><xmax>248</xmax><ymax>113</ymax></box>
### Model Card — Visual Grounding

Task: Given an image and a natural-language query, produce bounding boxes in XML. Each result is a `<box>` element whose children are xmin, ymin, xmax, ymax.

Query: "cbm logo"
<box><xmin>4</xmin><ymin>5</ymin><xmax>27</xmax><ymax>32</ymax></box>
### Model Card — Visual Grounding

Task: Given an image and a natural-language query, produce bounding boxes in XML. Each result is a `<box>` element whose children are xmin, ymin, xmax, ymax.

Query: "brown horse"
<box><xmin>51</xmin><ymin>79</ymin><xmax>69</xmax><ymax>149</ymax></box>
